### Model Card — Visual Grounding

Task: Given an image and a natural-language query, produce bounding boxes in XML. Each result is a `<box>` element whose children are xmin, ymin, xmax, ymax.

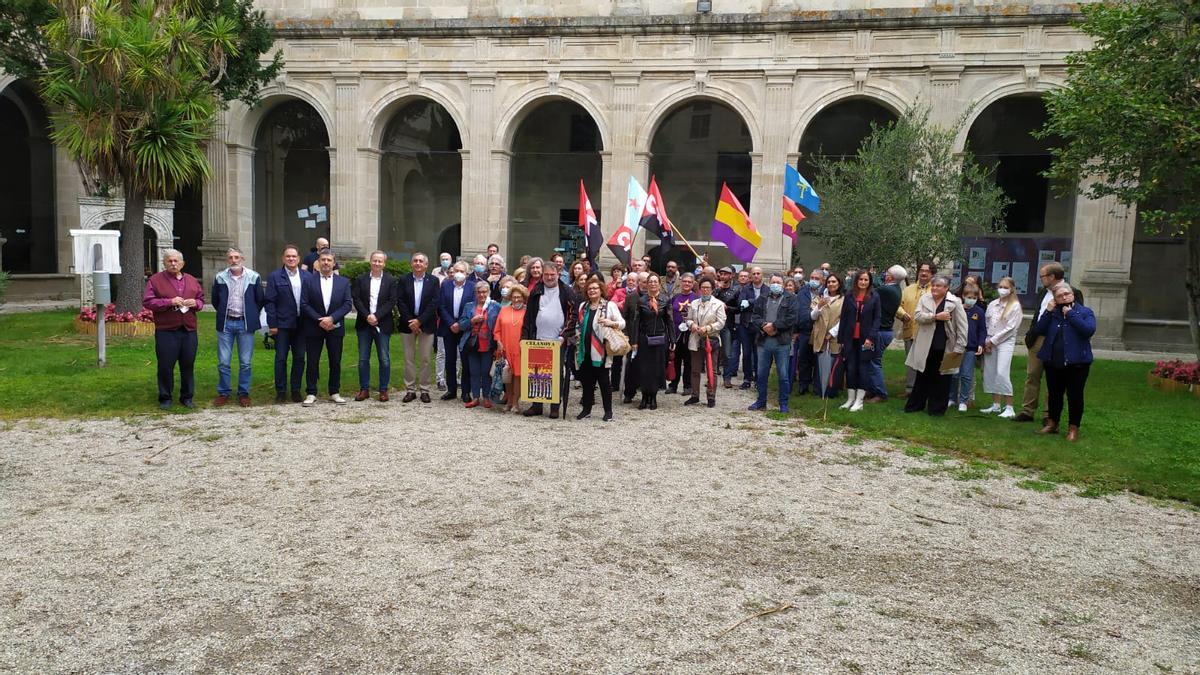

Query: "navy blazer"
<box><xmin>265</xmin><ymin>267</ymin><xmax>312</xmax><ymax>330</ymax></box>
<box><xmin>1034</xmin><ymin>303</ymin><xmax>1096</xmax><ymax>366</ymax></box>
<box><xmin>795</xmin><ymin>286</ymin><xmax>816</xmax><ymax>333</ymax></box>
<box><xmin>300</xmin><ymin>273</ymin><xmax>353</xmax><ymax>336</ymax></box>
<box><xmin>352</xmin><ymin>272</ymin><xmax>398</xmax><ymax>333</ymax></box>
<box><xmin>437</xmin><ymin>278</ymin><xmax>477</xmax><ymax>337</ymax></box>
<box><xmin>396</xmin><ymin>273</ymin><xmax>440</xmax><ymax>334</ymax></box>
<box><xmin>737</xmin><ymin>283</ymin><xmax>766</xmax><ymax>326</ymax></box>
<box><xmin>837</xmin><ymin>290</ymin><xmax>882</xmax><ymax>349</ymax></box>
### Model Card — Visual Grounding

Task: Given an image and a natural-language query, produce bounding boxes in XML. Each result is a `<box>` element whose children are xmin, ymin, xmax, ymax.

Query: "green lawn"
<box><xmin>0</xmin><ymin>310</ymin><xmax>408</xmax><ymax>419</ymax></box>
<box><xmin>1</xmin><ymin>310</ymin><xmax>1198</xmax><ymax>504</ymax></box>
<box><xmin>779</xmin><ymin>351</ymin><xmax>1200</xmax><ymax>504</ymax></box>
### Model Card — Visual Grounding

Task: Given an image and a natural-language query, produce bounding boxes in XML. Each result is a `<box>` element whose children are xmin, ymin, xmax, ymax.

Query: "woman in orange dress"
<box><xmin>493</xmin><ymin>282</ymin><xmax>529</xmax><ymax>412</ymax></box>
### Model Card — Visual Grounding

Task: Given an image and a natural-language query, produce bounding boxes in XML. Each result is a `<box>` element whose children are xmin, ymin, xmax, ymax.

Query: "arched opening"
<box><xmin>508</xmin><ymin>99</ymin><xmax>602</xmax><ymax>260</ymax></box>
<box><xmin>0</xmin><ymin>81</ymin><xmax>56</xmax><ymax>273</ymax></box>
<box><xmin>649</xmin><ymin>99</ymin><xmax>753</xmax><ymax>269</ymax></box>
<box><xmin>966</xmin><ymin>95</ymin><xmax>1073</xmax><ymax>235</ymax></box>
<box><xmin>253</xmin><ymin>100</ymin><xmax>330</xmax><ymax>274</ymax></box>
<box><xmin>795</xmin><ymin>98</ymin><xmax>898</xmax><ymax>268</ymax></box>
<box><xmin>101</xmin><ymin>222</ymin><xmax>157</xmax><ymax>278</ymax></box>
<box><xmin>379</xmin><ymin>99</ymin><xmax>463</xmax><ymax>261</ymax></box>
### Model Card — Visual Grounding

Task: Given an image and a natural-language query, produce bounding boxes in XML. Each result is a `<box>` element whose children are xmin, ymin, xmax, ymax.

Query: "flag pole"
<box><xmin>667</xmin><ymin>221</ymin><xmax>704</xmax><ymax>261</ymax></box>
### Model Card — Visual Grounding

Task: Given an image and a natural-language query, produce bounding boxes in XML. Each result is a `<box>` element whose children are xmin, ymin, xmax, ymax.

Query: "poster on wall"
<box><xmin>520</xmin><ymin>340</ymin><xmax>561</xmax><ymax>404</ymax></box>
<box><xmin>968</xmin><ymin>247</ymin><xmax>988</xmax><ymax>270</ymax></box>
<box><xmin>960</xmin><ymin>237</ymin><xmax>1073</xmax><ymax>309</ymax></box>
<box><xmin>1011</xmin><ymin>262</ymin><xmax>1031</xmax><ymax>295</ymax></box>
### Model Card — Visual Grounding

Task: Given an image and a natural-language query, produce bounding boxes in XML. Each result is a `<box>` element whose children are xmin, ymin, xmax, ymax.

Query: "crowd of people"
<box><xmin>143</xmin><ymin>238</ymin><xmax>1095</xmax><ymax>439</ymax></box>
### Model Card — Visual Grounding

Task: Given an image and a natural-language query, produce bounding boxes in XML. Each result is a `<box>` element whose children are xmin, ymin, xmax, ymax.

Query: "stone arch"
<box><xmin>80</xmin><ymin>197</ymin><xmax>176</xmax><ymax>272</ymax></box>
<box><xmin>361</xmin><ymin>84</ymin><xmax>469</xmax><ymax>149</ymax></box>
<box><xmin>229</xmin><ymin>84</ymin><xmax>334</xmax><ymax>149</ymax></box>
<box><xmin>954</xmin><ymin>78</ymin><xmax>1066</xmax><ymax>153</ymax></box>
<box><xmin>495</xmin><ymin>85</ymin><xmax>611</xmax><ymax>151</ymax></box>
<box><xmin>788</xmin><ymin>86</ymin><xmax>909</xmax><ymax>155</ymax></box>
<box><xmin>637</xmin><ymin>85</ymin><xmax>764</xmax><ymax>154</ymax></box>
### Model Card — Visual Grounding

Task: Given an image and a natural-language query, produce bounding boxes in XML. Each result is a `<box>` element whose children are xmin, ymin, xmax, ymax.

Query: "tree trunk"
<box><xmin>1186</xmin><ymin>223</ymin><xmax>1200</xmax><ymax>363</ymax></box>
<box><xmin>114</xmin><ymin>183</ymin><xmax>147</xmax><ymax>313</ymax></box>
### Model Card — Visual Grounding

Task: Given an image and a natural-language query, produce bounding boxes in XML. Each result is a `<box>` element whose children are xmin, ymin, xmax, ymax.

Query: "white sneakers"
<box><xmin>998</xmin><ymin>405</ymin><xmax>1016</xmax><ymax>418</ymax></box>
<box><xmin>958</xmin><ymin>403</ymin><xmax>968</xmax><ymax>412</ymax></box>
<box><xmin>849</xmin><ymin>390</ymin><xmax>866</xmax><ymax>412</ymax></box>
<box><xmin>980</xmin><ymin>403</ymin><xmax>1001</xmax><ymax>414</ymax></box>
<box><xmin>839</xmin><ymin>389</ymin><xmax>856</xmax><ymax>410</ymax></box>
<box><xmin>302</xmin><ymin>394</ymin><xmax>347</xmax><ymax>406</ymax></box>
<box><xmin>301</xmin><ymin>394</ymin><xmax>317</xmax><ymax>407</ymax></box>
<box><xmin>331</xmin><ymin>393</ymin><xmax>348</xmax><ymax>405</ymax></box>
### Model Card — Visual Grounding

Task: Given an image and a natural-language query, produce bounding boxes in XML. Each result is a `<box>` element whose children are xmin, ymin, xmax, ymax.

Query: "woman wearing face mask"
<box><xmin>459</xmin><ymin>279</ymin><xmax>501</xmax><ymax>409</ymax></box>
<box><xmin>610</xmin><ymin>269</ymin><xmax>642</xmax><ymax>403</ymax></box>
<box><xmin>981</xmin><ymin>276</ymin><xmax>1022</xmax><ymax>418</ymax></box>
<box><xmin>950</xmin><ymin>282</ymin><xmax>988</xmax><ymax>412</ymax></box>
<box><xmin>1029</xmin><ymin>282</ymin><xmax>1095</xmax><ymax>440</ymax></box>
<box><xmin>493</xmin><ymin>283</ymin><xmax>529</xmax><ymax>412</ymax></box>
<box><xmin>574</xmin><ymin>279</ymin><xmax>626</xmax><ymax>421</ymax></box>
<box><xmin>634</xmin><ymin>273</ymin><xmax>675</xmax><ymax>410</ymax></box>
<box><xmin>903</xmin><ymin>276</ymin><xmax>968</xmax><ymax>416</ymax></box>
<box><xmin>837</xmin><ymin>270</ymin><xmax>882</xmax><ymax>412</ymax></box>
<box><xmin>810</xmin><ymin>274</ymin><xmax>845</xmax><ymax>399</ymax></box>
<box><xmin>682</xmin><ymin>277</ymin><xmax>727</xmax><ymax>408</ymax></box>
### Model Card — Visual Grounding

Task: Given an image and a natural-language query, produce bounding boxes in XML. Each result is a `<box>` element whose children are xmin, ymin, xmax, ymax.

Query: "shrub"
<box><xmin>1151</xmin><ymin>359</ymin><xmax>1200</xmax><ymax>385</ymax></box>
<box><xmin>0</xmin><ymin>270</ymin><xmax>9</xmax><ymax>308</ymax></box>
<box><xmin>339</xmin><ymin>259</ymin><xmax>412</xmax><ymax>281</ymax></box>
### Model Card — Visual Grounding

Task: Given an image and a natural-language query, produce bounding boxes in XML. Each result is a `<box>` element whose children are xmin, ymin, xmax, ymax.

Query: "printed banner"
<box><xmin>520</xmin><ymin>340</ymin><xmax>561</xmax><ymax>404</ymax></box>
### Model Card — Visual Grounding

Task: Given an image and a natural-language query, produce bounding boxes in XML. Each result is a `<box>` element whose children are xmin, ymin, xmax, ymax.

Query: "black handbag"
<box><xmin>646</xmin><ymin>334</ymin><xmax>666</xmax><ymax>346</ymax></box>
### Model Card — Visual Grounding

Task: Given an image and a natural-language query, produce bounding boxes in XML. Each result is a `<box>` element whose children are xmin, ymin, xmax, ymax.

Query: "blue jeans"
<box><xmin>724</xmin><ymin>325</ymin><xmax>740</xmax><ymax>379</ymax></box>
<box><xmin>739</xmin><ymin>324</ymin><xmax>758</xmax><ymax>382</ymax></box>
<box><xmin>868</xmin><ymin>330</ymin><xmax>894</xmax><ymax>398</ymax></box>
<box><xmin>217</xmin><ymin>317</ymin><xmax>254</xmax><ymax>396</ymax></box>
<box><xmin>951</xmin><ymin>349</ymin><xmax>978</xmax><ymax>405</ymax></box>
<box><xmin>466</xmin><ymin>349</ymin><xmax>493</xmax><ymax>400</ymax></box>
<box><xmin>755</xmin><ymin>341</ymin><xmax>791</xmax><ymax>407</ymax></box>
<box><xmin>357</xmin><ymin>328</ymin><xmax>392</xmax><ymax>391</ymax></box>
<box><xmin>792</xmin><ymin>332</ymin><xmax>814</xmax><ymax>393</ymax></box>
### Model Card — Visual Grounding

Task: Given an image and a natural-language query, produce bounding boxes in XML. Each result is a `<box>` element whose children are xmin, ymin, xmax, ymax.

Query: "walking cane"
<box><xmin>560</xmin><ymin>341</ymin><xmax>571</xmax><ymax>422</ymax></box>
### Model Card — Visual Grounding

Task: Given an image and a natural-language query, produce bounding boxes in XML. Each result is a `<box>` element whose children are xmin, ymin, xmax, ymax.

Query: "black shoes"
<box><xmin>649</xmin><ymin>395</ymin><xmax>658</xmax><ymax>410</ymax></box>
<box><xmin>420</xmin><ymin>392</ymin><xmax>432</xmax><ymax>403</ymax></box>
<box><xmin>707</xmin><ymin>399</ymin><xmax>716</xmax><ymax>408</ymax></box>
<box><xmin>402</xmin><ymin>392</ymin><xmax>417</xmax><ymax>403</ymax></box>
<box><xmin>576</xmin><ymin>408</ymin><xmax>592</xmax><ymax>420</ymax></box>
<box><xmin>159</xmin><ymin>400</ymin><xmax>172</xmax><ymax>410</ymax></box>
<box><xmin>684</xmin><ymin>396</ymin><xmax>700</xmax><ymax>406</ymax></box>
<box><xmin>440</xmin><ymin>391</ymin><xmax>457</xmax><ymax>401</ymax></box>
<box><xmin>602</xmin><ymin>411</ymin><xmax>613</xmax><ymax>422</ymax></box>
<box><xmin>638</xmin><ymin>398</ymin><xmax>649</xmax><ymax>410</ymax></box>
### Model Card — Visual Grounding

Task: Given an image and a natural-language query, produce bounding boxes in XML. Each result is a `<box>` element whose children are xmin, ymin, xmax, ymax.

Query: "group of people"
<box><xmin>143</xmin><ymin>239</ymin><xmax>1096</xmax><ymax>439</ymax></box>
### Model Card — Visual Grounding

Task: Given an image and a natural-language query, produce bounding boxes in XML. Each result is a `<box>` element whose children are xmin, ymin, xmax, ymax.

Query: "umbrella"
<box><xmin>559</xmin><ymin>340</ymin><xmax>572</xmax><ymax>421</ymax></box>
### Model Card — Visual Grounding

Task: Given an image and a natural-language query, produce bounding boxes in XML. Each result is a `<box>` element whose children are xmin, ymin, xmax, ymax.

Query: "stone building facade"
<box><xmin>0</xmin><ymin>0</ymin><xmax>1191</xmax><ymax>350</ymax></box>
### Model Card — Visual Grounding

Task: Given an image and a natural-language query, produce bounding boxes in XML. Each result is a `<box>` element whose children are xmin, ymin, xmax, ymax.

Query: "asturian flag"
<box><xmin>606</xmin><ymin>176</ymin><xmax>648</xmax><ymax>266</ymax></box>
<box><xmin>781</xmin><ymin>164</ymin><xmax>807</xmax><ymax>243</ymax></box>
<box><xmin>579</xmin><ymin>180</ymin><xmax>601</xmax><ymax>265</ymax></box>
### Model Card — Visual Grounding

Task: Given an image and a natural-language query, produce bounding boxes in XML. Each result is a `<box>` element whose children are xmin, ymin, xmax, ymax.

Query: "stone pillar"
<box><xmin>1071</xmin><ymin>191</ymin><xmax>1137</xmax><ymax>350</ymax></box>
<box><xmin>490</xmin><ymin>150</ymin><xmax>512</xmax><ymax>257</ymax></box>
<box><xmin>603</xmin><ymin>74</ymin><xmax>641</xmax><ymax>259</ymax></box>
<box><xmin>199</xmin><ymin>111</ymin><xmax>232</xmax><ymax>281</ymax></box>
<box><xmin>332</xmin><ymin>76</ymin><xmax>363</xmax><ymax>261</ymax></box>
<box><xmin>750</xmin><ymin>72</ymin><xmax>795</xmax><ymax>273</ymax></box>
<box><xmin>595</xmin><ymin>150</ymin><xmax>615</xmax><ymax>266</ymax></box>
<box><xmin>228</xmin><ymin>144</ymin><xmax>256</xmax><ymax>270</ymax></box>
<box><xmin>632</xmin><ymin>151</ymin><xmax>652</xmax><ymax>259</ymax></box>
<box><xmin>358</xmin><ymin>147</ymin><xmax>383</xmax><ymax>257</ymax></box>
<box><xmin>462</xmin><ymin>75</ymin><xmax>496</xmax><ymax>258</ymax></box>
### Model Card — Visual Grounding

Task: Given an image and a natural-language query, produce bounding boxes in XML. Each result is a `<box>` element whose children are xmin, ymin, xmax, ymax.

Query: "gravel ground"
<box><xmin>1</xmin><ymin>388</ymin><xmax>1197</xmax><ymax>673</ymax></box>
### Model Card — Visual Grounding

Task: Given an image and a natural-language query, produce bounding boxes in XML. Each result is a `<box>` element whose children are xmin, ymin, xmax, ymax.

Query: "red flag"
<box><xmin>579</xmin><ymin>180</ymin><xmax>601</xmax><ymax>265</ymax></box>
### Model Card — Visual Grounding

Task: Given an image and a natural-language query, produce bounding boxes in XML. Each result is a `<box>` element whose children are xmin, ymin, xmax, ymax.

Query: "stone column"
<box><xmin>462</xmin><ymin>75</ymin><xmax>496</xmax><ymax>258</ymax></box>
<box><xmin>490</xmin><ymin>150</ymin><xmax>512</xmax><ymax>257</ymax></box>
<box><xmin>358</xmin><ymin>147</ymin><xmax>383</xmax><ymax>256</ymax></box>
<box><xmin>1071</xmin><ymin>191</ymin><xmax>1137</xmax><ymax>349</ymax></box>
<box><xmin>228</xmin><ymin>144</ymin><xmax>256</xmax><ymax>272</ymax></box>
<box><xmin>199</xmin><ymin>111</ymin><xmax>233</xmax><ymax>281</ymax></box>
<box><xmin>632</xmin><ymin>151</ymin><xmax>652</xmax><ymax>258</ymax></box>
<box><xmin>595</xmin><ymin>150</ymin><xmax>615</xmax><ymax>266</ymax></box>
<box><xmin>332</xmin><ymin>76</ymin><xmax>363</xmax><ymax>261</ymax></box>
<box><xmin>603</xmin><ymin>74</ymin><xmax>640</xmax><ymax>249</ymax></box>
<box><xmin>750</xmin><ymin>72</ymin><xmax>795</xmax><ymax>273</ymax></box>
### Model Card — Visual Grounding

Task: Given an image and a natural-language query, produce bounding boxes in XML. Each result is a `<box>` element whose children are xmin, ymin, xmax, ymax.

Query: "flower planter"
<box><xmin>74</xmin><ymin>317</ymin><xmax>155</xmax><ymax>338</ymax></box>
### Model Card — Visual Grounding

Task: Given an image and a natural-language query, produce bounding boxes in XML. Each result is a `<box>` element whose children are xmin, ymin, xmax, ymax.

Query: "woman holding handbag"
<box><xmin>810</xmin><ymin>275</ymin><xmax>845</xmax><ymax>399</ymax></box>
<box><xmin>682</xmin><ymin>276</ymin><xmax>727</xmax><ymax>408</ymax></box>
<box><xmin>635</xmin><ymin>274</ymin><xmax>675</xmax><ymax>410</ymax></box>
<box><xmin>459</xmin><ymin>281</ymin><xmax>501</xmax><ymax>409</ymax></box>
<box><xmin>574</xmin><ymin>279</ymin><xmax>627</xmax><ymax>421</ymax></box>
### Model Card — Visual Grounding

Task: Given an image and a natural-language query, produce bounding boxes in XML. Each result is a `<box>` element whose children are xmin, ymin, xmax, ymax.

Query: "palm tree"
<box><xmin>40</xmin><ymin>0</ymin><xmax>236</xmax><ymax>310</ymax></box>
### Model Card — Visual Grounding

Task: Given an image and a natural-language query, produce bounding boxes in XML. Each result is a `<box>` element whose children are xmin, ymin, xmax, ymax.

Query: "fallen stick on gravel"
<box><xmin>715</xmin><ymin>601</ymin><xmax>795</xmax><ymax>639</ymax></box>
<box><xmin>144</xmin><ymin>437</ymin><xmax>191</xmax><ymax>463</ymax></box>
<box><xmin>888</xmin><ymin>503</ymin><xmax>959</xmax><ymax>526</ymax></box>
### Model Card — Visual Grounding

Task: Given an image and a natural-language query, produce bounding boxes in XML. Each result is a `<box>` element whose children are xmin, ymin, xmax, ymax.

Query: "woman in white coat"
<box><xmin>903</xmin><ymin>276</ymin><xmax>968</xmax><ymax>416</ymax></box>
<box><xmin>981</xmin><ymin>276</ymin><xmax>1023</xmax><ymax>418</ymax></box>
<box><xmin>574</xmin><ymin>278</ymin><xmax>627</xmax><ymax>421</ymax></box>
<box><xmin>682</xmin><ymin>276</ymin><xmax>727</xmax><ymax>408</ymax></box>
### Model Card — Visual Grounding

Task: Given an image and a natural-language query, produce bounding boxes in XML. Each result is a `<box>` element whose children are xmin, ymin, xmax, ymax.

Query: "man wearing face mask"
<box><xmin>432</xmin><ymin>252</ymin><xmax>453</xmax><ymax>283</ymax></box>
<box><xmin>437</xmin><ymin>262</ymin><xmax>476</xmax><ymax>402</ymax></box>
<box><xmin>747</xmin><ymin>273</ymin><xmax>798</xmax><ymax>413</ymax></box>
<box><xmin>792</xmin><ymin>270</ymin><xmax>824</xmax><ymax>396</ymax></box>
<box><xmin>864</xmin><ymin>264</ymin><xmax>906</xmax><ymax>403</ymax></box>
<box><xmin>352</xmin><ymin>251</ymin><xmax>398</xmax><ymax>402</ymax></box>
<box><xmin>714</xmin><ymin>267</ymin><xmax>738</xmax><ymax>383</ymax></box>
<box><xmin>682</xmin><ymin>276</ymin><xmax>726</xmax><ymax>407</ymax></box>
<box><xmin>735</xmin><ymin>266</ymin><xmax>766</xmax><ymax>389</ymax></box>
<box><xmin>211</xmin><ymin>247</ymin><xmax>265</xmax><ymax>407</ymax></box>
<box><xmin>667</xmin><ymin>273</ymin><xmax>698</xmax><ymax>395</ymax></box>
<box><xmin>468</xmin><ymin>254</ymin><xmax>489</xmax><ymax>284</ymax></box>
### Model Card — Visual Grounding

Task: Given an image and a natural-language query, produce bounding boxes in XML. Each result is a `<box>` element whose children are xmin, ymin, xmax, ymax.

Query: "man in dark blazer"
<box><xmin>300</xmin><ymin>250</ymin><xmax>353</xmax><ymax>406</ymax></box>
<box><xmin>352</xmin><ymin>250</ymin><xmax>398</xmax><ymax>402</ymax></box>
<box><xmin>265</xmin><ymin>244</ymin><xmax>312</xmax><ymax>403</ymax></box>
<box><xmin>437</xmin><ymin>263</ymin><xmax>476</xmax><ymax>402</ymax></box>
<box><xmin>396</xmin><ymin>252</ymin><xmax>440</xmax><ymax>403</ymax></box>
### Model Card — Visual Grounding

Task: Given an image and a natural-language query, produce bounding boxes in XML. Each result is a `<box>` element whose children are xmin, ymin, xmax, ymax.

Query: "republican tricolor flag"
<box><xmin>710</xmin><ymin>183</ymin><xmax>761</xmax><ymax>264</ymax></box>
<box><xmin>579</xmin><ymin>180</ymin><xmax>601</xmax><ymax>265</ymax></box>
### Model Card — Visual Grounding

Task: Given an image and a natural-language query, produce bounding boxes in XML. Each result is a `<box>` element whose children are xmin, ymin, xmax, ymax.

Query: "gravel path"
<box><xmin>1</xmin><ymin>389</ymin><xmax>1197</xmax><ymax>673</ymax></box>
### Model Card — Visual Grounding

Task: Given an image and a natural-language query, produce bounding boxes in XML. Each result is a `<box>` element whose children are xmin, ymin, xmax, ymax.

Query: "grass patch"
<box><xmin>770</xmin><ymin>353</ymin><xmax>1200</xmax><ymax>504</ymax></box>
<box><xmin>0</xmin><ymin>310</ymin><xmax>408</xmax><ymax>421</ymax></box>
<box><xmin>1017</xmin><ymin>479</ymin><xmax>1058</xmax><ymax>493</ymax></box>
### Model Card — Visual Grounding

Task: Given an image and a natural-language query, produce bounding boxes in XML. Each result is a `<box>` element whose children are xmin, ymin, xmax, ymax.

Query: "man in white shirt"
<box><xmin>397</xmin><ymin>252</ymin><xmax>440</xmax><ymax>402</ymax></box>
<box><xmin>521</xmin><ymin>261</ymin><xmax>577</xmax><ymax>418</ymax></box>
<box><xmin>437</xmin><ymin>261</ymin><xmax>475</xmax><ymax>401</ymax></box>
<box><xmin>352</xmin><ymin>251</ymin><xmax>397</xmax><ymax>401</ymax></box>
<box><xmin>265</xmin><ymin>245</ymin><xmax>312</xmax><ymax>403</ymax></box>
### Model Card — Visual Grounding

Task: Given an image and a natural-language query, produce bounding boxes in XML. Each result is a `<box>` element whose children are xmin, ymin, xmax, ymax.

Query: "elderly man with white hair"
<box><xmin>863</xmin><ymin>264</ymin><xmax>907</xmax><ymax>403</ymax></box>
